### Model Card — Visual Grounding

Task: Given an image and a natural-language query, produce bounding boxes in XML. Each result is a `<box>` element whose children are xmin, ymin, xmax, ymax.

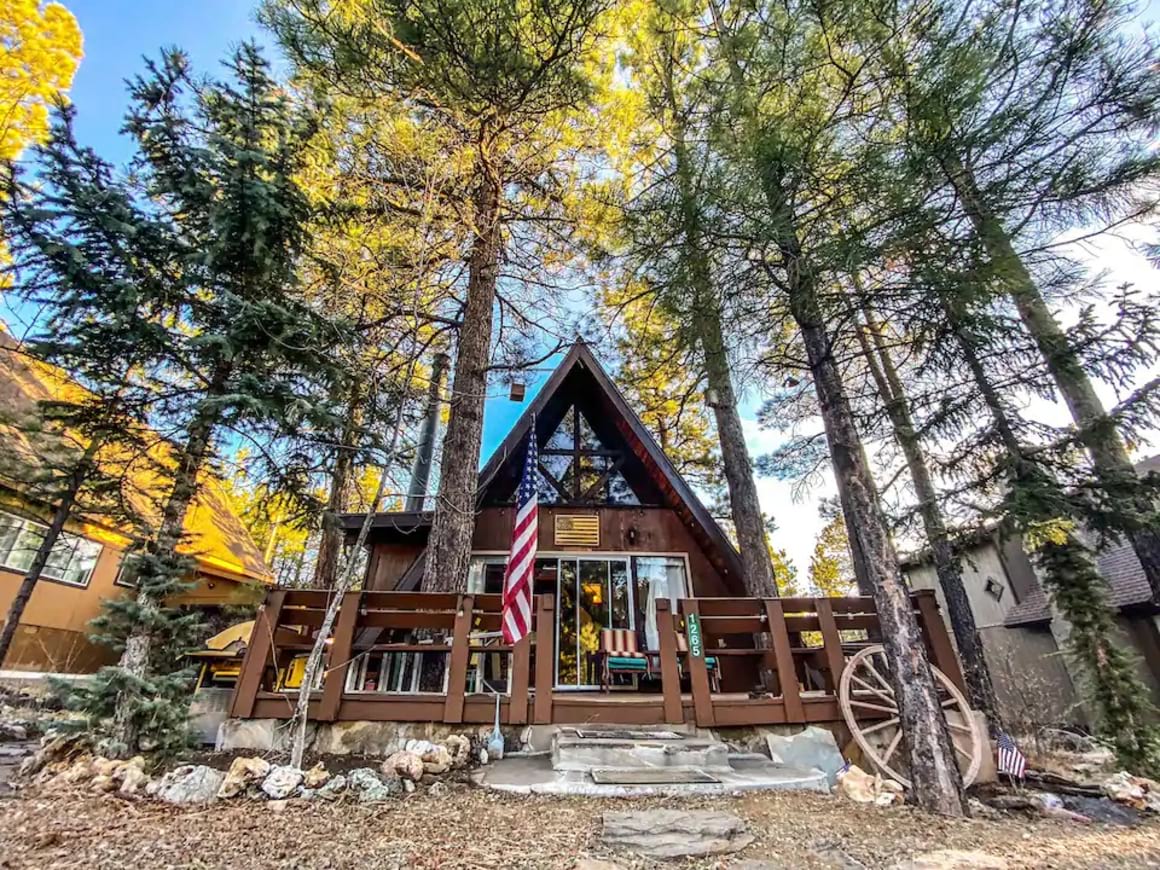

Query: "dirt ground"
<box><xmin>2</xmin><ymin>783</ymin><xmax>1160</xmax><ymax>869</ymax></box>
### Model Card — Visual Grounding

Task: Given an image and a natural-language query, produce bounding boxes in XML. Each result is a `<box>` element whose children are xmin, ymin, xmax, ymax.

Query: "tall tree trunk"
<box><xmin>313</xmin><ymin>383</ymin><xmax>363</xmax><ymax>588</ymax></box>
<box><xmin>112</xmin><ymin>363</ymin><xmax>229</xmax><ymax>751</ymax></box>
<box><xmin>663</xmin><ymin>66</ymin><xmax>776</xmax><ymax>597</ymax></box>
<box><xmin>423</xmin><ymin>150</ymin><xmax>502</xmax><ymax>593</ymax></box>
<box><xmin>943</xmin><ymin>153</ymin><xmax>1160</xmax><ymax>601</ymax></box>
<box><xmin>788</xmin><ymin>269</ymin><xmax>965</xmax><ymax>814</ymax></box>
<box><xmin>856</xmin><ymin>305</ymin><xmax>999</xmax><ymax>724</ymax></box>
<box><xmin>0</xmin><ymin>440</ymin><xmax>98</xmax><ymax>666</ymax></box>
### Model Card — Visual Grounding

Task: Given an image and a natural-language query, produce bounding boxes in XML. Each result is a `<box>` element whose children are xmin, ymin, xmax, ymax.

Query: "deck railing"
<box><xmin>227</xmin><ymin>588</ymin><xmax>962</xmax><ymax>727</ymax></box>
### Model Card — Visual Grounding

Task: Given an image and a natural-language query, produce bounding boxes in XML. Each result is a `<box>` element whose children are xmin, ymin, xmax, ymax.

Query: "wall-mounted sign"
<box><xmin>685</xmin><ymin>614</ymin><xmax>703</xmax><ymax>659</ymax></box>
<box><xmin>554</xmin><ymin>514</ymin><xmax>600</xmax><ymax>547</ymax></box>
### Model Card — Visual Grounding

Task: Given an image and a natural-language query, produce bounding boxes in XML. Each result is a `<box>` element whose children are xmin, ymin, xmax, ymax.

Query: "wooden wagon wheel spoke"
<box><xmin>850</xmin><ymin>673</ymin><xmax>896</xmax><ymax>706</ymax></box>
<box><xmin>839</xmin><ymin>644</ymin><xmax>984</xmax><ymax>790</ymax></box>
<box><xmin>850</xmin><ymin>698</ymin><xmax>898</xmax><ymax>715</ymax></box>
<box><xmin>882</xmin><ymin>728</ymin><xmax>904</xmax><ymax>764</ymax></box>
<box><xmin>859</xmin><ymin>716</ymin><xmax>900</xmax><ymax>737</ymax></box>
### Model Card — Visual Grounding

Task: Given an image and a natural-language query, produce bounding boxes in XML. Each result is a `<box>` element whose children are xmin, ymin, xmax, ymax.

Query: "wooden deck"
<box><xmin>227</xmin><ymin>589</ymin><xmax>964</xmax><ymax>728</ymax></box>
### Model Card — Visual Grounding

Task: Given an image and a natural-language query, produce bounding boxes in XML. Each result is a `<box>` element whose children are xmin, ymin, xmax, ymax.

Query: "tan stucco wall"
<box><xmin>905</xmin><ymin>544</ymin><xmax>1084</xmax><ymax>728</ymax></box>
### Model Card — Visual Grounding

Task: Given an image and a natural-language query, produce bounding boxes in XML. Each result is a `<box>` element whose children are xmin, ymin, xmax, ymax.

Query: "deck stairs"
<box><xmin>475</xmin><ymin>723</ymin><xmax>832</xmax><ymax>795</ymax></box>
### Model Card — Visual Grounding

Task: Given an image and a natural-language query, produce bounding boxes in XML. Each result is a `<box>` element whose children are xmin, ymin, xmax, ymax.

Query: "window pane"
<box><xmin>545</xmin><ymin>410</ymin><xmax>576</xmax><ymax>450</ymax></box>
<box><xmin>42</xmin><ymin>533</ymin><xmax>78</xmax><ymax>581</ymax></box>
<box><xmin>577</xmin><ymin>454</ymin><xmax>607</xmax><ymax>501</ymax></box>
<box><xmin>0</xmin><ymin>514</ymin><xmax>21</xmax><ymax>564</ymax></box>
<box><xmin>557</xmin><ymin>559</ymin><xmax>578</xmax><ymax>685</ymax></box>
<box><xmin>610</xmin><ymin>560</ymin><xmax>631</xmax><ymax>630</ymax></box>
<box><xmin>577</xmin><ymin>560</ymin><xmax>609</xmax><ymax>685</ymax></box>
<box><xmin>607</xmin><ymin>470</ymin><xmax>640</xmax><ymax>505</ymax></box>
<box><xmin>634</xmin><ymin>557</ymin><xmax>688</xmax><ymax>650</ymax></box>
<box><xmin>7</xmin><ymin>523</ymin><xmax>45</xmax><ymax>573</ymax></box>
<box><xmin>575</xmin><ymin>408</ymin><xmax>603</xmax><ymax>451</ymax></box>
<box><xmin>63</xmin><ymin>538</ymin><xmax>101</xmax><ymax>586</ymax></box>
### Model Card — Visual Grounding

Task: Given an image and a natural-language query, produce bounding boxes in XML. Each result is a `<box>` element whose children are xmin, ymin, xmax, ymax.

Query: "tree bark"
<box><xmin>856</xmin><ymin>306</ymin><xmax>1000</xmax><ymax>725</ymax></box>
<box><xmin>112</xmin><ymin>363</ymin><xmax>229</xmax><ymax>751</ymax></box>
<box><xmin>943</xmin><ymin>153</ymin><xmax>1160</xmax><ymax>602</ymax></box>
<box><xmin>0</xmin><ymin>440</ymin><xmax>98</xmax><ymax>666</ymax></box>
<box><xmin>788</xmin><ymin>273</ymin><xmax>965</xmax><ymax>814</ymax></box>
<box><xmin>423</xmin><ymin>148</ymin><xmax>502</xmax><ymax>593</ymax></box>
<box><xmin>312</xmin><ymin>383</ymin><xmax>363</xmax><ymax>589</ymax></box>
<box><xmin>664</xmin><ymin>67</ymin><xmax>776</xmax><ymax>598</ymax></box>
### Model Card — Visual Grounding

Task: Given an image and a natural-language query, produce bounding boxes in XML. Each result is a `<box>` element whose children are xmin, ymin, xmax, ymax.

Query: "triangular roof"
<box><xmin>364</xmin><ymin>341</ymin><xmax>745</xmax><ymax>591</ymax></box>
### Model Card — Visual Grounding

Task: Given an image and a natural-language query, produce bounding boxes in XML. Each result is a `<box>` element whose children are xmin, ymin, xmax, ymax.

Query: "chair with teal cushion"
<box><xmin>599</xmin><ymin>628</ymin><xmax>650</xmax><ymax>690</ymax></box>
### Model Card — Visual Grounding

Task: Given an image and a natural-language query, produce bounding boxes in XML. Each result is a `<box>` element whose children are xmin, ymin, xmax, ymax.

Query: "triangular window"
<box><xmin>535</xmin><ymin>404</ymin><xmax>641</xmax><ymax>506</ymax></box>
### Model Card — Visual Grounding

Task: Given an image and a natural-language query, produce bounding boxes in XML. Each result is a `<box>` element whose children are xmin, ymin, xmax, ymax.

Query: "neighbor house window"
<box><xmin>0</xmin><ymin>510</ymin><xmax>102</xmax><ymax>587</ymax></box>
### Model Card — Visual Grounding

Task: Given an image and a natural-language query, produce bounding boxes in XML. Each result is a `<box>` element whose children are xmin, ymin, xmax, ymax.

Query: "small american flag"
<box><xmin>997</xmin><ymin>731</ymin><xmax>1026</xmax><ymax>779</ymax></box>
<box><xmin>502</xmin><ymin>426</ymin><xmax>538</xmax><ymax>645</ymax></box>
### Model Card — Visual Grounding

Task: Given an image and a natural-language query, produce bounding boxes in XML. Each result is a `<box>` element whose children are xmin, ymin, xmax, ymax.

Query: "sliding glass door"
<box><xmin>555</xmin><ymin>557</ymin><xmax>632</xmax><ymax>689</ymax></box>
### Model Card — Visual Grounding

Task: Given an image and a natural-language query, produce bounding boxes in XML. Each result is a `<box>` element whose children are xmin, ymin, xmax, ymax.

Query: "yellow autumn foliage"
<box><xmin>0</xmin><ymin>0</ymin><xmax>83</xmax><ymax>162</ymax></box>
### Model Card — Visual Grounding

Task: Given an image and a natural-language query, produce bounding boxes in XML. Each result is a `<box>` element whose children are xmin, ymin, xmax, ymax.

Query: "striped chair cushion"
<box><xmin>601</xmin><ymin>628</ymin><xmax>642</xmax><ymax>656</ymax></box>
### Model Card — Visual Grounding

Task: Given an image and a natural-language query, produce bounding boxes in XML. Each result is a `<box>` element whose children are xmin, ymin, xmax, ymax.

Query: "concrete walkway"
<box><xmin>474</xmin><ymin>752</ymin><xmax>830</xmax><ymax>797</ymax></box>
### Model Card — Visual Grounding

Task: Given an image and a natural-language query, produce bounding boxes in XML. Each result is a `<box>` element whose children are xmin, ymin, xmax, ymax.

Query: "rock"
<box><xmin>478</xmin><ymin>748</ymin><xmax>489</xmax><ymax>766</ymax></box>
<box><xmin>268</xmin><ymin>799</ymin><xmax>288</xmax><ymax>813</ymax></box>
<box><xmin>1102</xmin><ymin>770</ymin><xmax>1160</xmax><ymax>811</ymax></box>
<box><xmin>445</xmin><ymin>734</ymin><xmax>471</xmax><ymax>768</ymax></box>
<box><xmin>890</xmin><ymin>849</ymin><xmax>1009</xmax><ymax>869</ymax></box>
<box><xmin>347</xmin><ymin>767</ymin><xmax>402</xmax><ymax>802</ymax></box>
<box><xmin>836</xmin><ymin>764</ymin><xmax>903</xmax><ymax>806</ymax></box>
<box><xmin>967</xmin><ymin>798</ymin><xmax>1001</xmax><ymax>820</ymax></box>
<box><xmin>422</xmin><ymin>745</ymin><xmax>453</xmax><ymax>775</ymax></box>
<box><xmin>90</xmin><ymin>774</ymin><xmax>117</xmax><ymax>793</ymax></box>
<box><xmin>302</xmin><ymin>763</ymin><xmax>329</xmax><ymax>789</ymax></box>
<box><xmin>218</xmin><ymin>756</ymin><xmax>271</xmax><ymax>799</ymax></box>
<box><xmin>152</xmin><ymin>765</ymin><xmax>225</xmax><ymax>805</ymax></box>
<box><xmin>384</xmin><ymin>751</ymin><xmax>424</xmax><ymax>782</ymax></box>
<box><xmin>403</xmin><ymin>779</ymin><xmax>415</xmax><ymax>794</ymax></box>
<box><xmin>261</xmin><ymin>765</ymin><xmax>304</xmax><ymax>799</ymax></box>
<box><xmin>119</xmin><ymin>765</ymin><xmax>149</xmax><ymax>797</ymax></box>
<box><xmin>309</xmin><ymin>773</ymin><xmax>347</xmax><ymax>801</ymax></box>
<box><xmin>429</xmin><ymin>781</ymin><xmax>447</xmax><ymax>797</ymax></box>
<box><xmin>405</xmin><ymin>738</ymin><xmax>436</xmax><ymax>756</ymax></box>
<box><xmin>0</xmin><ymin>722</ymin><xmax>28</xmax><ymax>741</ymax></box>
<box><xmin>601</xmin><ymin>810</ymin><xmax>754</xmax><ymax>859</ymax></box>
<box><xmin>574</xmin><ymin>860</ymin><xmax>626</xmax><ymax>870</ymax></box>
<box><xmin>766</xmin><ymin>726</ymin><xmax>847</xmax><ymax>787</ymax></box>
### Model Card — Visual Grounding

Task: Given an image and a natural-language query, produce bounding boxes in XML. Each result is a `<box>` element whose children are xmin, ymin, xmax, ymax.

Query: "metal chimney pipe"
<box><xmin>405</xmin><ymin>350</ymin><xmax>450</xmax><ymax>512</ymax></box>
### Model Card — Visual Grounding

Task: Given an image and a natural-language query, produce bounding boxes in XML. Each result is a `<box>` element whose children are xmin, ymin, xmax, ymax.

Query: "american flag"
<box><xmin>997</xmin><ymin>731</ymin><xmax>1027</xmax><ymax>779</ymax></box>
<box><xmin>502</xmin><ymin>426</ymin><xmax>538</xmax><ymax>644</ymax></box>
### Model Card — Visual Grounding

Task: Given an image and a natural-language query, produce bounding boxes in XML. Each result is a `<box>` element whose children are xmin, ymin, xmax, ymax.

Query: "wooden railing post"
<box><xmin>814</xmin><ymin>598</ymin><xmax>847</xmax><ymax>695</ymax></box>
<box><xmin>443</xmin><ymin>594</ymin><xmax>474</xmax><ymax>723</ymax></box>
<box><xmin>681</xmin><ymin>599</ymin><xmax>716</xmax><ymax>727</ymax></box>
<box><xmin>230</xmin><ymin>589</ymin><xmax>285</xmax><ymax>718</ymax></box>
<box><xmin>319</xmin><ymin>589</ymin><xmax>362</xmax><ymax>722</ymax></box>
<box><xmin>533</xmin><ymin>594</ymin><xmax>555</xmax><ymax>724</ymax></box>
<box><xmin>508</xmin><ymin>631</ymin><xmax>531</xmax><ymax>726</ymax></box>
<box><xmin>655</xmin><ymin>599</ymin><xmax>683</xmax><ymax>724</ymax></box>
<box><xmin>913</xmin><ymin>591</ymin><xmax>966</xmax><ymax>694</ymax></box>
<box><xmin>764</xmin><ymin>598</ymin><xmax>804</xmax><ymax>723</ymax></box>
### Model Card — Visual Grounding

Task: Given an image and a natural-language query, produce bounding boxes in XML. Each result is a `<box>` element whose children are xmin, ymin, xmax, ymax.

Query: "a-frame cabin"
<box><xmin>226</xmin><ymin>342</ymin><xmax>961</xmax><ymax>732</ymax></box>
<box><xmin>343</xmin><ymin>341</ymin><xmax>750</xmax><ymax>688</ymax></box>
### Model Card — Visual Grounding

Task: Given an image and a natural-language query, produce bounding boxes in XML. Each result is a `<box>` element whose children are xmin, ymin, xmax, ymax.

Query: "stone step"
<box><xmin>551</xmin><ymin>733</ymin><xmax>731</xmax><ymax>772</ymax></box>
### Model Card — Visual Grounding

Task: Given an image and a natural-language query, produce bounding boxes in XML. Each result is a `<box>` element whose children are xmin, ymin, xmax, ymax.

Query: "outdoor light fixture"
<box><xmin>509</xmin><ymin>381</ymin><xmax>526</xmax><ymax>402</ymax></box>
<box><xmin>627</xmin><ymin>526</ymin><xmax>638</xmax><ymax>545</ymax></box>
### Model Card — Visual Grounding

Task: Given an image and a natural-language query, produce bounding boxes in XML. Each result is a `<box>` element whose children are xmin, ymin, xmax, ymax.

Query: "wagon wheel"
<box><xmin>838</xmin><ymin>644</ymin><xmax>984</xmax><ymax>788</ymax></box>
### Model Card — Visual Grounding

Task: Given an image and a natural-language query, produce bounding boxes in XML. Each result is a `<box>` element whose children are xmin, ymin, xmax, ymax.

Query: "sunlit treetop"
<box><xmin>0</xmin><ymin>0</ymin><xmax>83</xmax><ymax>162</ymax></box>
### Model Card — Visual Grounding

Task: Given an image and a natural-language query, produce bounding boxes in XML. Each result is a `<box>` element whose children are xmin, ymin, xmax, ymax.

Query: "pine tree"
<box><xmin>3</xmin><ymin>45</ymin><xmax>346</xmax><ymax>755</ymax></box>
<box><xmin>266</xmin><ymin>0</ymin><xmax>611</xmax><ymax>594</ymax></box>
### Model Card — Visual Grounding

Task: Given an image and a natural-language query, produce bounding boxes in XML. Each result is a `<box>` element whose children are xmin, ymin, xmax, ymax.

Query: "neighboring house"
<box><xmin>901</xmin><ymin>475</ymin><xmax>1160</xmax><ymax>730</ymax></box>
<box><xmin>0</xmin><ymin>330</ymin><xmax>271</xmax><ymax>673</ymax></box>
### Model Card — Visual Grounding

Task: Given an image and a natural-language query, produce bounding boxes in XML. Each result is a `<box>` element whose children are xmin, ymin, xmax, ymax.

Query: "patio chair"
<box><xmin>597</xmin><ymin>628</ymin><xmax>650</xmax><ymax>690</ymax></box>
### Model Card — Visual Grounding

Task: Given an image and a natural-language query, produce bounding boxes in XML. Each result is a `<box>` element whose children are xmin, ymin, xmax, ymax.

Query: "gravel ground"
<box><xmin>2</xmin><ymin>784</ymin><xmax>1160</xmax><ymax>869</ymax></box>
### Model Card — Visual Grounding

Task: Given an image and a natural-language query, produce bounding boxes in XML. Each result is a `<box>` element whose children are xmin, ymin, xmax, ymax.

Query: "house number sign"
<box><xmin>686</xmin><ymin>614</ymin><xmax>703</xmax><ymax>659</ymax></box>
